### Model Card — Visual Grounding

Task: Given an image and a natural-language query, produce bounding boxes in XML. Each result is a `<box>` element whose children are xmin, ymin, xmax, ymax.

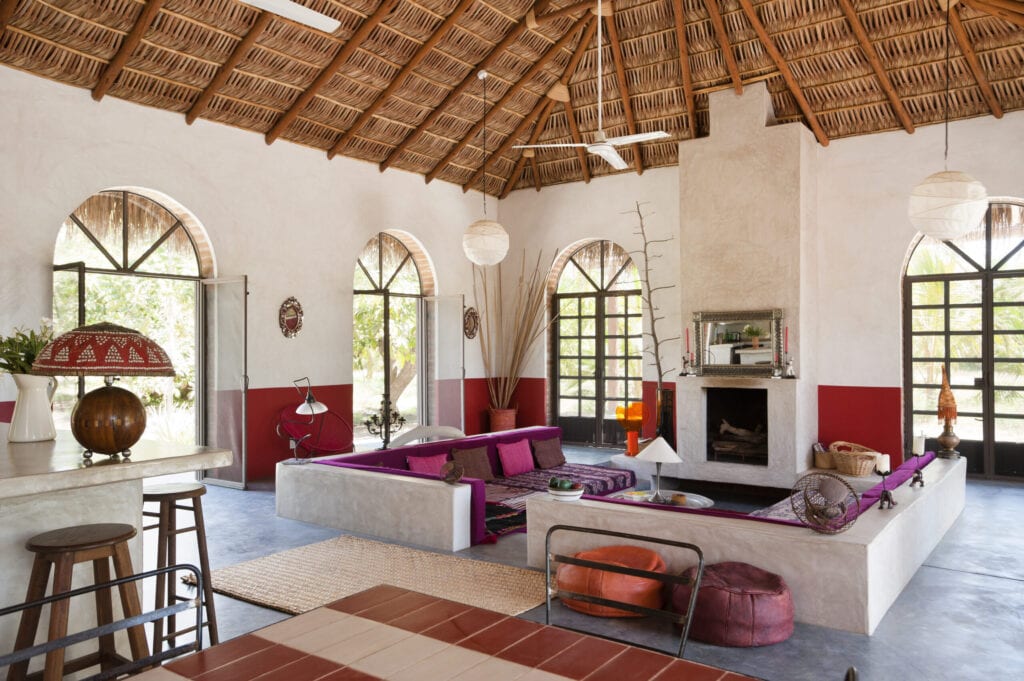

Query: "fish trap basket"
<box><xmin>828</xmin><ymin>441</ymin><xmax>878</xmax><ymax>477</ymax></box>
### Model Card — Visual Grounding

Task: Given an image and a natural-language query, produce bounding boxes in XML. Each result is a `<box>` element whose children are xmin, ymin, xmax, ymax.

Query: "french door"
<box><xmin>553</xmin><ymin>241</ymin><xmax>643</xmax><ymax>446</ymax></box>
<box><xmin>904</xmin><ymin>201</ymin><xmax>1024</xmax><ymax>479</ymax></box>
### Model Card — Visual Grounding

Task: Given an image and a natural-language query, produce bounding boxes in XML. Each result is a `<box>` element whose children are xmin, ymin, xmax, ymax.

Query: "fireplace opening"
<box><xmin>706</xmin><ymin>388</ymin><xmax>768</xmax><ymax>466</ymax></box>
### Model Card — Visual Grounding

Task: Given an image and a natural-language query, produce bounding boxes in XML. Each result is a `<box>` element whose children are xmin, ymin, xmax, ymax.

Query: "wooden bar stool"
<box><xmin>7</xmin><ymin>523</ymin><xmax>150</xmax><ymax>681</ymax></box>
<box><xmin>142</xmin><ymin>482</ymin><xmax>218</xmax><ymax>651</ymax></box>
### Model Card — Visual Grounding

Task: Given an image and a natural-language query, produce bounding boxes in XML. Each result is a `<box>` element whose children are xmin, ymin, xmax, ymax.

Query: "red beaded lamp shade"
<box><xmin>33</xmin><ymin>322</ymin><xmax>175</xmax><ymax>458</ymax></box>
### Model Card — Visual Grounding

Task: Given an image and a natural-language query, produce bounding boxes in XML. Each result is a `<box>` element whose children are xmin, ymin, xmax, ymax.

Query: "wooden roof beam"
<box><xmin>528</xmin><ymin>1</ymin><xmax>593</xmax><ymax>27</ymax></box>
<box><xmin>562</xmin><ymin>98</ymin><xmax>591</xmax><ymax>183</ymax></box>
<box><xmin>427</xmin><ymin>14</ymin><xmax>589</xmax><ymax>184</ymax></box>
<box><xmin>964</xmin><ymin>0</ymin><xmax>1024</xmax><ymax>29</ymax></box>
<box><xmin>0</xmin><ymin>0</ymin><xmax>19</xmax><ymax>32</ymax></box>
<box><xmin>92</xmin><ymin>0</ymin><xmax>165</xmax><ymax>101</ymax></box>
<box><xmin>266</xmin><ymin>0</ymin><xmax>400</xmax><ymax>145</ymax></box>
<box><xmin>947</xmin><ymin>1</ymin><xmax>1005</xmax><ymax>118</ymax></box>
<box><xmin>500</xmin><ymin>154</ymin><xmax>531</xmax><ymax>199</ymax></box>
<box><xmin>671</xmin><ymin>0</ymin><xmax>697</xmax><ymax>139</ymax></box>
<box><xmin>605</xmin><ymin>5</ymin><xmax>643</xmax><ymax>174</ymax></box>
<box><xmin>736</xmin><ymin>0</ymin><xmax>829</xmax><ymax>147</ymax></box>
<box><xmin>327</xmin><ymin>0</ymin><xmax>477</xmax><ymax>159</ymax></box>
<box><xmin>837</xmin><ymin>0</ymin><xmax>914</xmax><ymax>134</ymax></box>
<box><xmin>530</xmin><ymin>154</ymin><xmax>542</xmax><ymax>191</ymax></box>
<box><xmin>187</xmin><ymin>11</ymin><xmax>272</xmax><ymax>124</ymax></box>
<box><xmin>380</xmin><ymin>0</ymin><xmax>555</xmax><ymax>173</ymax></box>
<box><xmin>704</xmin><ymin>0</ymin><xmax>742</xmax><ymax>94</ymax></box>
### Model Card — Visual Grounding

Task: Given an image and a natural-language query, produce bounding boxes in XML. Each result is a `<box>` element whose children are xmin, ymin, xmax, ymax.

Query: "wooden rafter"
<box><xmin>92</xmin><ymin>0</ymin><xmax>165</xmax><ymax>101</ymax></box>
<box><xmin>948</xmin><ymin>2</ymin><xmax>1005</xmax><ymax>118</ymax></box>
<box><xmin>426</xmin><ymin>14</ymin><xmax>589</xmax><ymax>184</ymax></box>
<box><xmin>562</xmin><ymin>98</ymin><xmax>591</xmax><ymax>183</ymax></box>
<box><xmin>531</xmin><ymin>1</ymin><xmax>593</xmax><ymax>26</ymax></box>
<box><xmin>186</xmin><ymin>11</ymin><xmax>272</xmax><ymax>125</ymax></box>
<box><xmin>265</xmin><ymin>0</ymin><xmax>400</xmax><ymax>145</ymax></box>
<box><xmin>964</xmin><ymin>0</ymin><xmax>1024</xmax><ymax>28</ymax></box>
<box><xmin>671</xmin><ymin>0</ymin><xmax>697</xmax><ymax>139</ymax></box>
<box><xmin>704</xmin><ymin>0</ymin><xmax>742</xmax><ymax>94</ymax></box>
<box><xmin>837</xmin><ymin>0</ymin><xmax>914</xmax><ymax>134</ymax></box>
<box><xmin>500</xmin><ymin>155</ymin><xmax>530</xmax><ymax>199</ymax></box>
<box><xmin>378</xmin><ymin>0</ymin><xmax>554</xmax><ymax>172</ymax></box>
<box><xmin>605</xmin><ymin>7</ymin><xmax>643</xmax><ymax>174</ymax></box>
<box><xmin>327</xmin><ymin>0</ymin><xmax>477</xmax><ymax>159</ymax></box>
<box><xmin>0</xmin><ymin>0</ymin><xmax>18</xmax><ymax>32</ymax></box>
<box><xmin>530</xmin><ymin>154</ymin><xmax>542</xmax><ymax>190</ymax></box>
<box><xmin>736</xmin><ymin>0</ymin><xmax>829</xmax><ymax>147</ymax></box>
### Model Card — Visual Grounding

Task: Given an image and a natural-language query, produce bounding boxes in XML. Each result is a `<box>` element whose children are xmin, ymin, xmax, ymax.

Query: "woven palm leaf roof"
<box><xmin>1</xmin><ymin>0</ymin><xmax>1022</xmax><ymax>196</ymax></box>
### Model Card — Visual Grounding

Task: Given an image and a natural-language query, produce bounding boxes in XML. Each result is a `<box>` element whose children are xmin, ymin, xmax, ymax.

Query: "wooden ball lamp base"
<box><xmin>70</xmin><ymin>381</ymin><xmax>147</xmax><ymax>459</ymax></box>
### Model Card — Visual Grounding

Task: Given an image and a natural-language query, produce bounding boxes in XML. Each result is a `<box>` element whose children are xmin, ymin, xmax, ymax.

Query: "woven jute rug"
<box><xmin>207</xmin><ymin>535</ymin><xmax>545</xmax><ymax>616</ymax></box>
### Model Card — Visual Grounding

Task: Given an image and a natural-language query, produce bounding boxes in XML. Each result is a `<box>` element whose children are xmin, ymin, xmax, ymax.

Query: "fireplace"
<box><xmin>706</xmin><ymin>388</ymin><xmax>768</xmax><ymax>466</ymax></box>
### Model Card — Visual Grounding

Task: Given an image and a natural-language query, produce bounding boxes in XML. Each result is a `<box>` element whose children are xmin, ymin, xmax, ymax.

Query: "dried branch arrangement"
<box><xmin>473</xmin><ymin>252</ymin><xmax>550</xmax><ymax>410</ymax></box>
<box><xmin>627</xmin><ymin>201</ymin><xmax>678</xmax><ymax>390</ymax></box>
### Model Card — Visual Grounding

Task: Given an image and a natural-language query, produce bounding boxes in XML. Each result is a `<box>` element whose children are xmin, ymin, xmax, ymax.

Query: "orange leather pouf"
<box><xmin>555</xmin><ymin>545</ymin><xmax>667</xmax><ymax>617</ymax></box>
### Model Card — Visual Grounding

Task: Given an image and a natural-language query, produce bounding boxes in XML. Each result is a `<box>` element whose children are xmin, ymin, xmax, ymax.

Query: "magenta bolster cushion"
<box><xmin>497</xmin><ymin>439</ymin><xmax>535</xmax><ymax>477</ymax></box>
<box><xmin>406</xmin><ymin>452</ymin><xmax>449</xmax><ymax>476</ymax></box>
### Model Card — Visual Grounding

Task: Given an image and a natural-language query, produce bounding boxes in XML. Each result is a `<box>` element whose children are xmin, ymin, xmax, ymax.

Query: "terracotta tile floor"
<box><xmin>146</xmin><ymin>586</ymin><xmax>753</xmax><ymax>681</ymax></box>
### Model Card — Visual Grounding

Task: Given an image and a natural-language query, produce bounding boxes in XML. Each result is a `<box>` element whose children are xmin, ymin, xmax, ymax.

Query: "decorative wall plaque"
<box><xmin>279</xmin><ymin>297</ymin><xmax>303</xmax><ymax>338</ymax></box>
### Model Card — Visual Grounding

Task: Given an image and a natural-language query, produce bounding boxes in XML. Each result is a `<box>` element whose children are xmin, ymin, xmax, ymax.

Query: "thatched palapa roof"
<box><xmin>1</xmin><ymin>0</ymin><xmax>1022</xmax><ymax>195</ymax></box>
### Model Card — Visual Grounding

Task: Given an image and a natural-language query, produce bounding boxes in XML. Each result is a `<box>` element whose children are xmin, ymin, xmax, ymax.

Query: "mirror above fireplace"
<box><xmin>692</xmin><ymin>309</ymin><xmax>783</xmax><ymax>377</ymax></box>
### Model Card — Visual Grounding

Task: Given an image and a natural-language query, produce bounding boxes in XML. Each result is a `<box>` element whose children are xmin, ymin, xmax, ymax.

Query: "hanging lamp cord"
<box><xmin>480</xmin><ymin>70</ymin><xmax>488</xmax><ymax>217</ymax></box>
<box><xmin>944</xmin><ymin>1</ymin><xmax>950</xmax><ymax>170</ymax></box>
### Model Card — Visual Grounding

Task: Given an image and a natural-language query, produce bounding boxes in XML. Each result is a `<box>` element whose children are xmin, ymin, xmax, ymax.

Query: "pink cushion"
<box><xmin>497</xmin><ymin>439</ymin><xmax>535</xmax><ymax>477</ymax></box>
<box><xmin>406</xmin><ymin>452</ymin><xmax>449</xmax><ymax>475</ymax></box>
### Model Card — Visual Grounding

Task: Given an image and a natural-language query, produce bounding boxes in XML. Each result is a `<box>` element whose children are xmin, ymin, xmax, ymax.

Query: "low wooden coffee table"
<box><xmin>137</xmin><ymin>584</ymin><xmax>759</xmax><ymax>680</ymax></box>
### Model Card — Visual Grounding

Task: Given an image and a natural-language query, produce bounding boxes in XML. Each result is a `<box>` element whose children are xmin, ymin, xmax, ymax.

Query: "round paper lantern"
<box><xmin>908</xmin><ymin>170</ymin><xmax>988</xmax><ymax>240</ymax></box>
<box><xmin>463</xmin><ymin>219</ymin><xmax>509</xmax><ymax>266</ymax></box>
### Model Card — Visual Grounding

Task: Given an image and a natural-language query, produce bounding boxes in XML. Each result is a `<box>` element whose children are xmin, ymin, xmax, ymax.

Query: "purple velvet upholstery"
<box><xmin>861</xmin><ymin>452</ymin><xmax>936</xmax><ymax>507</ymax></box>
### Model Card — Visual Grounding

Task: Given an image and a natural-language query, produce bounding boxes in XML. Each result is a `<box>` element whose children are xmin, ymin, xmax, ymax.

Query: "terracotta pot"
<box><xmin>489</xmin><ymin>407</ymin><xmax>516</xmax><ymax>432</ymax></box>
<box><xmin>751</xmin><ymin>337</ymin><xmax>760</xmax><ymax>349</ymax></box>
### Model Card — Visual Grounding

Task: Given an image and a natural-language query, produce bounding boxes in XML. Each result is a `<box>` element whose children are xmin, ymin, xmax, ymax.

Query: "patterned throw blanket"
<box><xmin>497</xmin><ymin>463</ymin><xmax>634</xmax><ymax>496</ymax></box>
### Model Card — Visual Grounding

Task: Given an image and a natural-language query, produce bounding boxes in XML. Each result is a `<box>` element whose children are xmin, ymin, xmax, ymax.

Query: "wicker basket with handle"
<box><xmin>828</xmin><ymin>441</ymin><xmax>878</xmax><ymax>477</ymax></box>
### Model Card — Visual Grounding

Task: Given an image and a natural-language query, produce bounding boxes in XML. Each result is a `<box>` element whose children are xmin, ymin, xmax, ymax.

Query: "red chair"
<box><xmin>276</xmin><ymin>406</ymin><xmax>353</xmax><ymax>459</ymax></box>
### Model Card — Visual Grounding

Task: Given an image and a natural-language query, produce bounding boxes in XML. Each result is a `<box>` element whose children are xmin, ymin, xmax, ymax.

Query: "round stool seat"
<box><xmin>143</xmin><ymin>482</ymin><xmax>207</xmax><ymax>501</ymax></box>
<box><xmin>671</xmin><ymin>561</ymin><xmax>794</xmax><ymax>647</ymax></box>
<box><xmin>26</xmin><ymin>523</ymin><xmax>137</xmax><ymax>553</ymax></box>
<box><xmin>556</xmin><ymin>545</ymin><xmax>667</xmax><ymax>618</ymax></box>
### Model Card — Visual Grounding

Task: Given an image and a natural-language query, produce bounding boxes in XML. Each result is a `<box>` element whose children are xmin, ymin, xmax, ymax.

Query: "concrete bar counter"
<box><xmin>0</xmin><ymin>424</ymin><xmax>232</xmax><ymax>662</ymax></box>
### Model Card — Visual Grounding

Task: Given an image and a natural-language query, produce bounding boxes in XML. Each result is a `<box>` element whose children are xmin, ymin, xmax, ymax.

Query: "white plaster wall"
<box><xmin>500</xmin><ymin>166</ymin><xmax>681</xmax><ymax>382</ymax></box>
<box><xmin>0</xmin><ymin>68</ymin><xmax>485</xmax><ymax>402</ymax></box>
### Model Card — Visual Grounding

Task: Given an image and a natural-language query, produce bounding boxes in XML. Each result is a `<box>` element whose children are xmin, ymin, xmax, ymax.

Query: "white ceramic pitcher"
<box><xmin>8</xmin><ymin>373</ymin><xmax>58</xmax><ymax>442</ymax></box>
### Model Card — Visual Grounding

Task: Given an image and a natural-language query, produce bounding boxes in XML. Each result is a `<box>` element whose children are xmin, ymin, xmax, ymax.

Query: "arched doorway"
<box><xmin>51</xmin><ymin>188</ymin><xmax>215</xmax><ymax>445</ymax></box>
<box><xmin>903</xmin><ymin>199</ymin><xmax>1024</xmax><ymax>479</ymax></box>
<box><xmin>551</xmin><ymin>240</ymin><xmax>643</xmax><ymax>445</ymax></box>
<box><xmin>352</xmin><ymin>231</ymin><xmax>435</xmax><ymax>448</ymax></box>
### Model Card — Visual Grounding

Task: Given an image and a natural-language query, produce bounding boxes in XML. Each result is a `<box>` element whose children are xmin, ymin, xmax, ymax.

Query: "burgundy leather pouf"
<box><xmin>672</xmin><ymin>561</ymin><xmax>794</xmax><ymax>647</ymax></box>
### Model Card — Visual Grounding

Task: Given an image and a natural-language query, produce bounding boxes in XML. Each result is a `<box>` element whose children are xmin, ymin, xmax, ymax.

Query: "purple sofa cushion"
<box><xmin>407</xmin><ymin>452</ymin><xmax>448</xmax><ymax>475</ymax></box>
<box><xmin>497</xmin><ymin>439</ymin><xmax>535</xmax><ymax>476</ymax></box>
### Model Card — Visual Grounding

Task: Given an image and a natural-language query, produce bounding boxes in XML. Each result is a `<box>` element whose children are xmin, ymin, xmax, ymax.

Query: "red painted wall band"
<box><xmin>817</xmin><ymin>385</ymin><xmax>904</xmax><ymax>466</ymax></box>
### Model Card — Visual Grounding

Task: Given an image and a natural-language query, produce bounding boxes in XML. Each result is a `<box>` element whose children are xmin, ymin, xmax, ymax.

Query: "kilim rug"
<box><xmin>204</xmin><ymin>535</ymin><xmax>545</xmax><ymax>616</ymax></box>
<box><xmin>483</xmin><ymin>502</ymin><xmax>527</xmax><ymax>542</ymax></box>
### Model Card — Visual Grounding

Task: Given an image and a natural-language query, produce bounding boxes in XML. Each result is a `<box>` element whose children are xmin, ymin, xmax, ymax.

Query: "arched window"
<box><xmin>51</xmin><ymin>189</ymin><xmax>214</xmax><ymax>444</ymax></box>
<box><xmin>552</xmin><ymin>240</ymin><xmax>643</xmax><ymax>445</ymax></box>
<box><xmin>903</xmin><ymin>200</ymin><xmax>1024</xmax><ymax>479</ymax></box>
<box><xmin>352</xmin><ymin>232</ymin><xmax>432</xmax><ymax>448</ymax></box>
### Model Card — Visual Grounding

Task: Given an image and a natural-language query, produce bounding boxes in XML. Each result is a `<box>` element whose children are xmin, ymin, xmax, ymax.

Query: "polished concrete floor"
<box><xmin>170</xmin><ymin>454</ymin><xmax>1023</xmax><ymax>681</ymax></box>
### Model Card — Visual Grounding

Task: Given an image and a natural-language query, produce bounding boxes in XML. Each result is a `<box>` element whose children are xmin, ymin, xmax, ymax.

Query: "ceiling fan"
<box><xmin>513</xmin><ymin>0</ymin><xmax>669</xmax><ymax>170</ymax></box>
<box><xmin>238</xmin><ymin>0</ymin><xmax>341</xmax><ymax>33</ymax></box>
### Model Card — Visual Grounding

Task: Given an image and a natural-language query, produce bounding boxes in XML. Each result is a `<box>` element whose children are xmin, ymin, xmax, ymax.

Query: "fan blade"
<box><xmin>605</xmin><ymin>131</ymin><xmax>671</xmax><ymax>146</ymax></box>
<box><xmin>239</xmin><ymin>0</ymin><xmax>341</xmax><ymax>33</ymax></box>
<box><xmin>588</xmin><ymin>144</ymin><xmax>629</xmax><ymax>170</ymax></box>
<box><xmin>512</xmin><ymin>143</ymin><xmax>588</xmax><ymax>149</ymax></box>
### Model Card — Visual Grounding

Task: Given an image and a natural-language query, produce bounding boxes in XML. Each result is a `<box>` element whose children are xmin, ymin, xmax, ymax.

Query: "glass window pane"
<box><xmin>910</xmin><ymin>413</ymin><xmax>939</xmax><ymax>438</ymax></box>
<box><xmin>949</xmin><ymin>361</ymin><xmax>981</xmax><ymax>386</ymax></box>
<box><xmin>949</xmin><ymin>280</ymin><xmax>982</xmax><ymax>305</ymax></box>
<box><xmin>581</xmin><ymin>339</ymin><xmax>596</xmax><ymax>356</ymax></box>
<box><xmin>627</xmin><ymin>380</ymin><xmax>642</xmax><ymax>399</ymax></box>
<box><xmin>912</xmin><ymin>361</ymin><xmax>944</xmax><ymax>385</ymax></box>
<box><xmin>559</xmin><ymin>399</ymin><xmax>578</xmax><ymax>417</ymax></box>
<box><xmin>994</xmin><ymin>333</ymin><xmax>1024</xmax><ymax>359</ymax></box>
<box><xmin>357</xmin><ymin>237</ymin><xmax>381</xmax><ymax>288</ymax></box>
<box><xmin>990</xmin><ymin>203</ymin><xmax>1024</xmax><ymax>268</ymax></box>
<box><xmin>955</xmin><ymin>419</ymin><xmax>983</xmax><ymax>441</ymax></box>
<box><xmin>628</xmin><ymin>338</ymin><xmax>644</xmax><ymax>356</ymax></box>
<box><xmin>581</xmin><ymin>297</ymin><xmax>597</xmax><ymax>315</ymax></box>
<box><xmin>54</xmin><ymin>221</ymin><xmax>117</xmax><ymax>270</ymax></box>
<box><xmin>559</xmin><ymin>298</ymin><xmax>579</xmax><ymax>315</ymax></box>
<box><xmin>993</xmin><ymin>305</ymin><xmax>1024</xmax><ymax>331</ymax></box>
<box><xmin>559</xmin><ymin>359</ymin><xmax>578</xmax><ymax>376</ymax></box>
<box><xmin>907</xmin><ymin>238</ymin><xmax>976</xmax><ymax>275</ymax></box>
<box><xmin>580</xmin><ymin>358</ymin><xmax>597</xmax><ymax>376</ymax></box>
<box><xmin>581</xmin><ymin>399</ymin><xmax>597</xmax><ymax>417</ymax></box>
<box><xmin>354</xmin><ymin>264</ymin><xmax>374</xmax><ymax>290</ymax></box>
<box><xmin>913</xmin><ymin>387</ymin><xmax>940</xmax><ymax>412</ymax></box>
<box><xmin>994</xmin><ymin>418</ymin><xmax>1024</xmax><ymax>443</ymax></box>
<box><xmin>135</xmin><ymin>232</ymin><xmax>200</xmax><ymax>277</ymax></box>
<box><xmin>605</xmin><ymin>338</ymin><xmax>623</xmax><ymax>356</ymax></box>
<box><xmin>559</xmin><ymin>379</ymin><xmax>579</xmax><ymax>396</ymax></box>
<box><xmin>389</xmin><ymin>258</ymin><xmax>421</xmax><ymax>295</ymax></box>
<box><xmin>912</xmin><ymin>308</ymin><xmax>945</xmax><ymax>332</ymax></box>
<box><xmin>994</xmin><ymin>362</ymin><xmax>1024</xmax><ymax>387</ymax></box>
<box><xmin>560</xmin><ymin>318</ymin><xmax>579</xmax><ymax>336</ymax></box>
<box><xmin>580</xmin><ymin>380</ymin><xmax>596</xmax><ymax>397</ymax></box>
<box><xmin>993</xmin><ymin>278</ymin><xmax>1024</xmax><ymax>304</ymax></box>
<box><xmin>912</xmin><ymin>335</ymin><xmax>945</xmax><ymax>358</ymax></box>
<box><xmin>581</xmin><ymin>318</ymin><xmax>596</xmax><ymax>336</ymax></box>
<box><xmin>949</xmin><ymin>307</ymin><xmax>981</xmax><ymax>332</ymax></box>
<box><xmin>557</xmin><ymin>260</ymin><xmax>594</xmax><ymax>294</ymax></box>
<box><xmin>628</xmin><ymin>317</ymin><xmax>643</xmax><ymax>336</ymax></box>
<box><xmin>948</xmin><ymin>227</ymin><xmax>987</xmax><ymax>270</ymax></box>
<box><xmin>605</xmin><ymin>317</ymin><xmax>624</xmax><ymax>336</ymax></box>
<box><xmin>956</xmin><ymin>388</ymin><xmax>983</xmax><ymax>414</ymax></box>
<box><xmin>950</xmin><ymin>335</ymin><xmax>981</xmax><ymax>359</ymax></box>
<box><xmin>604</xmin><ymin>379</ymin><xmax>622</xmax><ymax>398</ymax></box>
<box><xmin>994</xmin><ymin>390</ymin><xmax>1024</xmax><ymax>416</ymax></box>
<box><xmin>627</xmin><ymin>359</ymin><xmax>643</xmax><ymax>376</ymax></box>
<box><xmin>911</xmin><ymin>281</ymin><xmax>945</xmax><ymax>306</ymax></box>
<box><xmin>560</xmin><ymin>339</ymin><xmax>579</xmax><ymax>356</ymax></box>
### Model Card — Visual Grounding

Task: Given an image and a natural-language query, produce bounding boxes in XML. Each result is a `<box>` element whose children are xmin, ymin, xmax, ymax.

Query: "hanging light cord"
<box><xmin>480</xmin><ymin>70</ymin><xmax>488</xmax><ymax>217</ymax></box>
<box><xmin>944</xmin><ymin>1</ymin><xmax>950</xmax><ymax>170</ymax></box>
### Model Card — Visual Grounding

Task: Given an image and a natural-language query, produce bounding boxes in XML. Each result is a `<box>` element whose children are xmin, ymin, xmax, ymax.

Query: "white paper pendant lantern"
<box><xmin>463</xmin><ymin>219</ymin><xmax>509</xmax><ymax>266</ymax></box>
<box><xmin>908</xmin><ymin>170</ymin><xmax>988</xmax><ymax>240</ymax></box>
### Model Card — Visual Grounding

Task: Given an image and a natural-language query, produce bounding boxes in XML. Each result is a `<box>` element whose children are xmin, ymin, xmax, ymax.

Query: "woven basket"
<box><xmin>828</xmin><ymin>441</ymin><xmax>878</xmax><ymax>477</ymax></box>
<box><xmin>813</xmin><ymin>447</ymin><xmax>834</xmax><ymax>469</ymax></box>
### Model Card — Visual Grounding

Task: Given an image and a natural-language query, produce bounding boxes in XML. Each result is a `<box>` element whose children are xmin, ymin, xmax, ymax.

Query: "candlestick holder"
<box><xmin>875</xmin><ymin>468</ymin><xmax>897</xmax><ymax>510</ymax></box>
<box><xmin>909</xmin><ymin>453</ymin><xmax>925</xmax><ymax>488</ymax></box>
<box><xmin>784</xmin><ymin>355</ymin><xmax>796</xmax><ymax>378</ymax></box>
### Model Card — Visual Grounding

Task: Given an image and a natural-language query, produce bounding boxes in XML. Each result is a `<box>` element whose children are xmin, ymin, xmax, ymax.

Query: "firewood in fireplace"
<box><xmin>719</xmin><ymin>419</ymin><xmax>767</xmax><ymax>443</ymax></box>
